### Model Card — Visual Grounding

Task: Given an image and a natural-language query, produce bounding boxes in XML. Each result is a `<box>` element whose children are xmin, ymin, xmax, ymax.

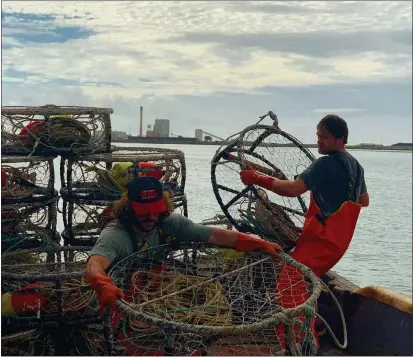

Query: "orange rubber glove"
<box><xmin>240</xmin><ymin>169</ymin><xmax>274</xmax><ymax>191</ymax></box>
<box><xmin>235</xmin><ymin>232</ymin><xmax>283</xmax><ymax>259</ymax></box>
<box><xmin>89</xmin><ymin>272</ymin><xmax>124</xmax><ymax>313</ymax></box>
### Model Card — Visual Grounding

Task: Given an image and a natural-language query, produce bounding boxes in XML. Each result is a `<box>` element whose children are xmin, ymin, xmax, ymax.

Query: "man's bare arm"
<box><xmin>85</xmin><ymin>255</ymin><xmax>111</xmax><ymax>282</ymax></box>
<box><xmin>267</xmin><ymin>177</ymin><xmax>308</xmax><ymax>197</ymax></box>
<box><xmin>208</xmin><ymin>227</ymin><xmax>238</xmax><ymax>247</ymax></box>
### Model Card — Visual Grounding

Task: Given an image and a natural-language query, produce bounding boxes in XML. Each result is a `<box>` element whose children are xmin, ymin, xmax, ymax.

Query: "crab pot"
<box><xmin>1</xmin><ymin>155</ymin><xmax>57</xmax><ymax>205</ymax></box>
<box><xmin>1</xmin><ymin>245</ymin><xmax>99</xmax><ymax>330</ymax></box>
<box><xmin>60</xmin><ymin>148</ymin><xmax>186</xmax><ymax>198</ymax></box>
<box><xmin>211</xmin><ymin>124</ymin><xmax>315</xmax><ymax>250</ymax></box>
<box><xmin>1</xmin><ymin>105</ymin><xmax>112</xmax><ymax>156</ymax></box>
<box><xmin>107</xmin><ymin>243</ymin><xmax>322</xmax><ymax>357</ymax></box>
<box><xmin>1</xmin><ymin>197</ymin><xmax>59</xmax><ymax>253</ymax></box>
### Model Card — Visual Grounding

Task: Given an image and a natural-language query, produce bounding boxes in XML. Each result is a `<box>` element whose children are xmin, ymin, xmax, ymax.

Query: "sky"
<box><xmin>1</xmin><ymin>1</ymin><xmax>412</xmax><ymax>145</ymax></box>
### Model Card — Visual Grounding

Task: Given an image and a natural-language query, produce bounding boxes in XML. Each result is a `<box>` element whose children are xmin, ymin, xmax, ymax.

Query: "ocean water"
<box><xmin>56</xmin><ymin>142</ymin><xmax>412</xmax><ymax>297</ymax></box>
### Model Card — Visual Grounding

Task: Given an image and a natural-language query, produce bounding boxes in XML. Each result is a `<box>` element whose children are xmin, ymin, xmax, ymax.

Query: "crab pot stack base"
<box><xmin>1</xmin><ymin>245</ymin><xmax>102</xmax><ymax>355</ymax></box>
<box><xmin>1</xmin><ymin>105</ymin><xmax>113</xmax><ymax>157</ymax></box>
<box><xmin>1</xmin><ymin>197</ymin><xmax>59</xmax><ymax>253</ymax></box>
<box><xmin>60</xmin><ymin>148</ymin><xmax>188</xmax><ymax>246</ymax></box>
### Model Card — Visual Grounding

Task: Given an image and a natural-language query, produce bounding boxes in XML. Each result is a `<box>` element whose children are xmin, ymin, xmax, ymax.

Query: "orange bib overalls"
<box><xmin>275</xmin><ymin>156</ymin><xmax>363</xmax><ymax>350</ymax></box>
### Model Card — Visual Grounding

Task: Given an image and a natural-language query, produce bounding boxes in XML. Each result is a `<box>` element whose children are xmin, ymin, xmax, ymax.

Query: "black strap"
<box><xmin>334</xmin><ymin>154</ymin><xmax>362</xmax><ymax>201</ymax></box>
<box><xmin>118</xmin><ymin>211</ymin><xmax>147</xmax><ymax>253</ymax></box>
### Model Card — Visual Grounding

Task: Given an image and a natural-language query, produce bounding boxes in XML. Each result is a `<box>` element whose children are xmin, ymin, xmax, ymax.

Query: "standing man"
<box><xmin>86</xmin><ymin>176</ymin><xmax>283</xmax><ymax>311</ymax></box>
<box><xmin>240</xmin><ymin>114</ymin><xmax>369</xmax><ymax>352</ymax></box>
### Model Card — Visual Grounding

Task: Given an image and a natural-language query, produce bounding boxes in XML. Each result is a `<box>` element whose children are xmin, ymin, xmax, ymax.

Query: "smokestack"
<box><xmin>139</xmin><ymin>106</ymin><xmax>143</xmax><ymax>136</ymax></box>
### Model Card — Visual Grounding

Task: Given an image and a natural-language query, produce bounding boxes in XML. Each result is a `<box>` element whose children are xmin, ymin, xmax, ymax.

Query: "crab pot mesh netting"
<box><xmin>212</xmin><ymin>125</ymin><xmax>315</xmax><ymax>251</ymax></box>
<box><xmin>105</xmin><ymin>243</ymin><xmax>321</xmax><ymax>356</ymax></box>
<box><xmin>1</xmin><ymin>105</ymin><xmax>112</xmax><ymax>156</ymax></box>
<box><xmin>1</xmin><ymin>198</ymin><xmax>59</xmax><ymax>253</ymax></box>
<box><xmin>1</xmin><ymin>245</ymin><xmax>99</xmax><ymax>330</ymax></box>
<box><xmin>1</xmin><ymin>156</ymin><xmax>57</xmax><ymax>204</ymax></box>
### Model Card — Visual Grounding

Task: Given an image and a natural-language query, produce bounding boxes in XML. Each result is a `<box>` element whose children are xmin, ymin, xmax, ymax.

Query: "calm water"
<box><xmin>57</xmin><ymin>143</ymin><xmax>412</xmax><ymax>297</ymax></box>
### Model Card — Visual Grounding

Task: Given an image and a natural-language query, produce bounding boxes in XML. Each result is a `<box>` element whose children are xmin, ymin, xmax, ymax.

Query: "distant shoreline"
<box><xmin>112</xmin><ymin>139</ymin><xmax>412</xmax><ymax>152</ymax></box>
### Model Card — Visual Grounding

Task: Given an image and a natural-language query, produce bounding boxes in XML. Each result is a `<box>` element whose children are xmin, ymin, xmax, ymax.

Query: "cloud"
<box><xmin>165</xmin><ymin>29</ymin><xmax>411</xmax><ymax>58</ymax></box>
<box><xmin>1</xmin><ymin>1</ymin><xmax>411</xmax><ymax>145</ymax></box>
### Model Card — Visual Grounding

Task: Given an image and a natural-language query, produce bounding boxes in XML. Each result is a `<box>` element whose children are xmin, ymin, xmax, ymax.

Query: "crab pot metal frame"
<box><xmin>1</xmin><ymin>196</ymin><xmax>60</xmax><ymax>253</ymax></box>
<box><xmin>1</xmin><ymin>105</ymin><xmax>113</xmax><ymax>156</ymax></box>
<box><xmin>1</xmin><ymin>155</ymin><xmax>58</xmax><ymax>205</ymax></box>
<box><xmin>1</xmin><ymin>245</ymin><xmax>100</xmax><ymax>329</ymax></box>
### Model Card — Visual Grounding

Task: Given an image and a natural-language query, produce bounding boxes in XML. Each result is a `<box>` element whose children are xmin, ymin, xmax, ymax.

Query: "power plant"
<box><xmin>111</xmin><ymin>106</ymin><xmax>225</xmax><ymax>144</ymax></box>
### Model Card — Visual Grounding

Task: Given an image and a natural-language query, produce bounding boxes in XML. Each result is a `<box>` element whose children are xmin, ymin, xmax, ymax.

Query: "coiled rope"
<box><xmin>124</xmin><ymin>269</ymin><xmax>232</xmax><ymax>335</ymax></box>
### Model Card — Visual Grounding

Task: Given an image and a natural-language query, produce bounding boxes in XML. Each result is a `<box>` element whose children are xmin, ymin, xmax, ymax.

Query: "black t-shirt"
<box><xmin>299</xmin><ymin>151</ymin><xmax>367</xmax><ymax>217</ymax></box>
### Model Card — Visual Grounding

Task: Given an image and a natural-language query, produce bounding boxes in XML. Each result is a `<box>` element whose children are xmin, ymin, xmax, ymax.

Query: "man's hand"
<box><xmin>240</xmin><ymin>169</ymin><xmax>260</xmax><ymax>185</ymax></box>
<box><xmin>235</xmin><ymin>232</ymin><xmax>283</xmax><ymax>259</ymax></box>
<box><xmin>240</xmin><ymin>169</ymin><xmax>274</xmax><ymax>191</ymax></box>
<box><xmin>89</xmin><ymin>272</ymin><xmax>124</xmax><ymax>313</ymax></box>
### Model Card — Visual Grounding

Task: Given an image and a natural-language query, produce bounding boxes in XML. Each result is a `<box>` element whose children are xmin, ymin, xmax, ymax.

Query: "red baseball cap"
<box><xmin>127</xmin><ymin>177</ymin><xmax>166</xmax><ymax>215</ymax></box>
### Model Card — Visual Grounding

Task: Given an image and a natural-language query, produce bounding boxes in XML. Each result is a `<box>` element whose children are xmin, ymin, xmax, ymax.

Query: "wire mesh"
<box><xmin>106</xmin><ymin>243</ymin><xmax>321</xmax><ymax>356</ymax></box>
<box><xmin>1</xmin><ymin>105</ymin><xmax>112</xmax><ymax>156</ymax></box>
<box><xmin>1</xmin><ymin>198</ymin><xmax>59</xmax><ymax>253</ymax></box>
<box><xmin>1</xmin><ymin>155</ymin><xmax>57</xmax><ymax>204</ymax></box>
<box><xmin>237</xmin><ymin>125</ymin><xmax>315</xmax><ymax>227</ymax></box>
<box><xmin>1</xmin><ymin>245</ymin><xmax>99</xmax><ymax>329</ymax></box>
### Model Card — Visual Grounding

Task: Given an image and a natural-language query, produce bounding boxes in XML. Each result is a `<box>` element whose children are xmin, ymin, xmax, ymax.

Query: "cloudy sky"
<box><xmin>1</xmin><ymin>1</ymin><xmax>412</xmax><ymax>144</ymax></box>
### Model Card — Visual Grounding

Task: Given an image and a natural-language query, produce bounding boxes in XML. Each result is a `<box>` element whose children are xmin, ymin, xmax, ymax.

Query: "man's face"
<box><xmin>135</xmin><ymin>212</ymin><xmax>160</xmax><ymax>231</ymax></box>
<box><xmin>316</xmin><ymin>127</ymin><xmax>342</xmax><ymax>154</ymax></box>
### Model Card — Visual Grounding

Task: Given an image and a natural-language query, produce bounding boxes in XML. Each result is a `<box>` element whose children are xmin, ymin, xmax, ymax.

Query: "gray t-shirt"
<box><xmin>89</xmin><ymin>213</ymin><xmax>212</xmax><ymax>267</ymax></box>
<box><xmin>299</xmin><ymin>151</ymin><xmax>367</xmax><ymax>217</ymax></box>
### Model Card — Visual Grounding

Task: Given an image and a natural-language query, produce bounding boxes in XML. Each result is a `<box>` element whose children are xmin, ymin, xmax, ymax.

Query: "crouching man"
<box><xmin>85</xmin><ymin>176</ymin><xmax>283</xmax><ymax>311</ymax></box>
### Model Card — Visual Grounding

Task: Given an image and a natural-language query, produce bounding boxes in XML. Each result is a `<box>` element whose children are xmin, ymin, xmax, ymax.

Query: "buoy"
<box><xmin>1</xmin><ymin>283</ymin><xmax>48</xmax><ymax>315</ymax></box>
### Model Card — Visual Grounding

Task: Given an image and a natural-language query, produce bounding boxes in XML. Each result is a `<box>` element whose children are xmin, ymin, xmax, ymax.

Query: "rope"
<box><xmin>126</xmin><ymin>269</ymin><xmax>232</xmax><ymax>333</ymax></box>
<box><xmin>315</xmin><ymin>280</ymin><xmax>348</xmax><ymax>350</ymax></box>
<box><xmin>1</xmin><ymin>166</ymin><xmax>35</xmax><ymax>199</ymax></box>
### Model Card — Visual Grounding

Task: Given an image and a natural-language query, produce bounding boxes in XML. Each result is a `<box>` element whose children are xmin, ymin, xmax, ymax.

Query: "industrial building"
<box><xmin>153</xmin><ymin>119</ymin><xmax>170</xmax><ymax>137</ymax></box>
<box><xmin>195</xmin><ymin>129</ymin><xmax>203</xmax><ymax>141</ymax></box>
